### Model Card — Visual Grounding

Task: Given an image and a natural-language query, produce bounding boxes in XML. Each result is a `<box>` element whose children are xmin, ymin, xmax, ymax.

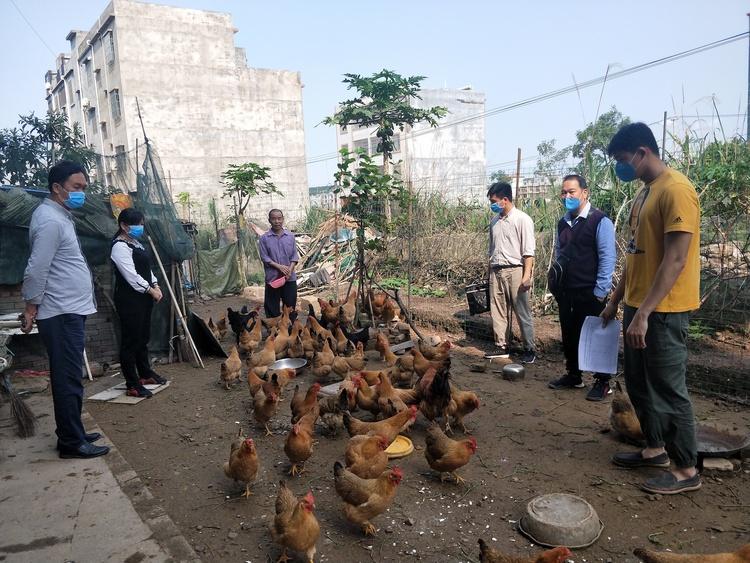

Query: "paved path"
<box><xmin>0</xmin><ymin>385</ymin><xmax>198</xmax><ymax>562</ymax></box>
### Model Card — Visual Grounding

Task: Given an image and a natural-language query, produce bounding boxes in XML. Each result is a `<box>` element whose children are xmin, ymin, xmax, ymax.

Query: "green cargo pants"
<box><xmin>623</xmin><ymin>305</ymin><xmax>698</xmax><ymax>468</ymax></box>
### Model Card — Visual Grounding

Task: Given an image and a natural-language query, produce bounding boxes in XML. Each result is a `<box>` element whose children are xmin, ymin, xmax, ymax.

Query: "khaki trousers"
<box><xmin>489</xmin><ymin>266</ymin><xmax>535</xmax><ymax>351</ymax></box>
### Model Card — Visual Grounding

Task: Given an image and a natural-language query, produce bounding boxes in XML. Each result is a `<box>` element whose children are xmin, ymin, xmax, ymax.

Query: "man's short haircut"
<box><xmin>607</xmin><ymin>122</ymin><xmax>659</xmax><ymax>156</ymax></box>
<box><xmin>48</xmin><ymin>160</ymin><xmax>88</xmax><ymax>191</ymax></box>
<box><xmin>562</xmin><ymin>174</ymin><xmax>588</xmax><ymax>189</ymax></box>
<box><xmin>487</xmin><ymin>182</ymin><xmax>513</xmax><ymax>202</ymax></box>
<box><xmin>268</xmin><ymin>208</ymin><xmax>284</xmax><ymax>218</ymax></box>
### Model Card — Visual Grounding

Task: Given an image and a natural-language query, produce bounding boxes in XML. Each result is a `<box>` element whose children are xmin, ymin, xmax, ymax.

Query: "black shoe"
<box><xmin>59</xmin><ymin>442</ymin><xmax>110</xmax><ymax>459</ymax></box>
<box><xmin>586</xmin><ymin>379</ymin><xmax>613</xmax><ymax>401</ymax></box>
<box><xmin>641</xmin><ymin>472</ymin><xmax>702</xmax><ymax>495</ymax></box>
<box><xmin>85</xmin><ymin>432</ymin><xmax>102</xmax><ymax>443</ymax></box>
<box><xmin>519</xmin><ymin>350</ymin><xmax>536</xmax><ymax>364</ymax></box>
<box><xmin>548</xmin><ymin>374</ymin><xmax>584</xmax><ymax>390</ymax></box>
<box><xmin>126</xmin><ymin>384</ymin><xmax>153</xmax><ymax>398</ymax></box>
<box><xmin>140</xmin><ymin>372</ymin><xmax>167</xmax><ymax>385</ymax></box>
<box><xmin>612</xmin><ymin>451</ymin><xmax>670</xmax><ymax>468</ymax></box>
<box><xmin>484</xmin><ymin>346</ymin><xmax>509</xmax><ymax>359</ymax></box>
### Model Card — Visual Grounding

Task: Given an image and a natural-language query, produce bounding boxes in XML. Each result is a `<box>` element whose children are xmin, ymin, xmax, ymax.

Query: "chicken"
<box><xmin>227</xmin><ymin>305</ymin><xmax>257</xmax><ymax>341</ymax></box>
<box><xmin>333</xmin><ymin>462</ymin><xmax>402</xmax><ymax>536</ymax></box>
<box><xmin>271</xmin><ymin>481</ymin><xmax>320</xmax><ymax>563</ymax></box>
<box><xmin>339</xmin><ymin>291</ymin><xmax>357</xmax><ymax>326</ymax></box>
<box><xmin>207</xmin><ymin>317</ymin><xmax>221</xmax><ymax>340</ymax></box>
<box><xmin>381</xmin><ymin>297</ymin><xmax>397</xmax><ymax>323</ymax></box>
<box><xmin>239</xmin><ymin>317</ymin><xmax>263</xmax><ymax>355</ymax></box>
<box><xmin>248</xmin><ymin>367</ymin><xmax>265</xmax><ymax>397</ymax></box>
<box><xmin>284</xmin><ymin>411</ymin><xmax>317</xmax><ymax>476</ymax></box>
<box><xmin>609</xmin><ymin>380</ymin><xmax>645</xmax><ymax>444</ymax></box>
<box><xmin>424</xmin><ymin>423</ymin><xmax>477</xmax><ymax>484</ymax></box>
<box><xmin>318</xmin><ymin>297</ymin><xmax>339</xmax><ymax>327</ymax></box>
<box><xmin>331</xmin><ymin>356</ymin><xmax>352</xmax><ymax>378</ymax></box>
<box><xmin>344</xmin><ymin>342</ymin><xmax>366</xmax><ymax>371</ymax></box>
<box><xmin>341</xmin><ymin>324</ymin><xmax>370</xmax><ymax>350</ymax></box>
<box><xmin>222</xmin><ymin>430</ymin><xmax>259</xmax><ymax>498</ymax></box>
<box><xmin>288</xmin><ymin>333</ymin><xmax>305</xmax><ymax>359</ymax></box>
<box><xmin>215</xmin><ymin>314</ymin><xmax>228</xmax><ymax>339</ymax></box>
<box><xmin>478</xmin><ymin>539</ymin><xmax>573</xmax><ymax>563</ymax></box>
<box><xmin>307</xmin><ymin>311</ymin><xmax>334</xmax><ymax>343</ymax></box>
<box><xmin>248</xmin><ymin>335</ymin><xmax>276</xmax><ymax>369</ymax></box>
<box><xmin>289</xmin><ymin>319</ymin><xmax>304</xmax><ymax>341</ymax></box>
<box><xmin>633</xmin><ymin>545</ymin><xmax>750</xmax><ymax>563</ymax></box>
<box><xmin>356</xmin><ymin>370</ymin><xmax>384</xmax><ymax>386</ymax></box>
<box><xmin>333</xmin><ymin>325</ymin><xmax>349</xmax><ymax>354</ymax></box>
<box><xmin>301</xmin><ymin>326</ymin><xmax>316</xmax><ymax>360</ymax></box>
<box><xmin>345</xmin><ymin>434</ymin><xmax>389</xmax><ymax>479</ymax></box>
<box><xmin>291</xmin><ymin>383</ymin><xmax>322</xmax><ymax>423</ymax></box>
<box><xmin>418</xmin><ymin>365</ymin><xmax>453</xmax><ymax>431</ymax></box>
<box><xmin>418</xmin><ymin>339</ymin><xmax>452</xmax><ymax>362</ymax></box>
<box><xmin>220</xmin><ymin>345</ymin><xmax>242</xmax><ymax>389</ymax></box>
<box><xmin>411</xmin><ymin>347</ymin><xmax>447</xmax><ymax>378</ymax></box>
<box><xmin>268</xmin><ymin>368</ymin><xmax>296</xmax><ymax>396</ymax></box>
<box><xmin>376</xmin><ymin>370</ymin><xmax>407</xmax><ymax>417</ymax></box>
<box><xmin>353</xmin><ymin>375</ymin><xmax>380</xmax><ymax>416</ymax></box>
<box><xmin>344</xmin><ymin>405</ymin><xmax>418</xmax><ymax>444</ymax></box>
<box><xmin>318</xmin><ymin>388</ymin><xmax>351</xmax><ymax>436</ymax></box>
<box><xmin>311</xmin><ymin>339</ymin><xmax>335</xmax><ymax>381</ymax></box>
<box><xmin>253</xmin><ymin>387</ymin><xmax>280</xmax><ymax>435</ymax></box>
<box><xmin>375</xmin><ymin>332</ymin><xmax>393</xmax><ymax>363</ymax></box>
<box><xmin>447</xmin><ymin>384</ymin><xmax>480</xmax><ymax>433</ymax></box>
<box><xmin>368</xmin><ymin>289</ymin><xmax>387</xmax><ymax>319</ymax></box>
<box><xmin>274</xmin><ymin>325</ymin><xmax>291</xmax><ymax>358</ymax></box>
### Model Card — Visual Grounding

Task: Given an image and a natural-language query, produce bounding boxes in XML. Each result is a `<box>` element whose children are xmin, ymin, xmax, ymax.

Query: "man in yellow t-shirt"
<box><xmin>601</xmin><ymin>122</ymin><xmax>701</xmax><ymax>495</ymax></box>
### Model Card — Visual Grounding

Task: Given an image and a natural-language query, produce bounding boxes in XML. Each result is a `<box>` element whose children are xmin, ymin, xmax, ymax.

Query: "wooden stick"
<box><xmin>147</xmin><ymin>236</ymin><xmax>204</xmax><ymax>368</ymax></box>
<box><xmin>83</xmin><ymin>348</ymin><xmax>93</xmax><ymax>381</ymax></box>
<box><xmin>168</xmin><ymin>263</ymin><xmax>175</xmax><ymax>364</ymax></box>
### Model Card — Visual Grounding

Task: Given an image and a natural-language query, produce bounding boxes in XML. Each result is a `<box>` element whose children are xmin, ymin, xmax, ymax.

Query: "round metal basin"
<box><xmin>269</xmin><ymin>358</ymin><xmax>307</xmax><ymax>371</ymax></box>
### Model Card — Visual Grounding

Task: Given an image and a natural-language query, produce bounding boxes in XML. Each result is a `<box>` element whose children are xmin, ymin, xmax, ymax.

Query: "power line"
<box><xmin>276</xmin><ymin>31</ymin><xmax>749</xmax><ymax>171</ymax></box>
<box><xmin>8</xmin><ymin>0</ymin><xmax>57</xmax><ymax>57</ymax></box>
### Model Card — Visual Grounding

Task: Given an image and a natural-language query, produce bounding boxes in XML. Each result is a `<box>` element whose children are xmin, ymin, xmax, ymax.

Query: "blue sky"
<box><xmin>1</xmin><ymin>0</ymin><xmax>747</xmax><ymax>186</ymax></box>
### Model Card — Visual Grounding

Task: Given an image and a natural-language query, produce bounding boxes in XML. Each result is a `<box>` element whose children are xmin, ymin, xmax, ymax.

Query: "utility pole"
<box><xmin>747</xmin><ymin>13</ymin><xmax>750</xmax><ymax>141</ymax></box>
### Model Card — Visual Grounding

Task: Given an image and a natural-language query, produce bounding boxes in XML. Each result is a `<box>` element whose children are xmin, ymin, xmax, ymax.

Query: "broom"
<box><xmin>1</xmin><ymin>374</ymin><xmax>36</xmax><ymax>438</ymax></box>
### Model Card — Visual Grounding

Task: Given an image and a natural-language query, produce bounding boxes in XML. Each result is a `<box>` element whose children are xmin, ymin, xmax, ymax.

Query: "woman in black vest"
<box><xmin>111</xmin><ymin>208</ymin><xmax>167</xmax><ymax>397</ymax></box>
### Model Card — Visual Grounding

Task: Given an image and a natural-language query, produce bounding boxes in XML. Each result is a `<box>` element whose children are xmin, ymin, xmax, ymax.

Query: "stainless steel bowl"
<box><xmin>501</xmin><ymin>363</ymin><xmax>525</xmax><ymax>380</ymax></box>
<box><xmin>269</xmin><ymin>358</ymin><xmax>308</xmax><ymax>371</ymax></box>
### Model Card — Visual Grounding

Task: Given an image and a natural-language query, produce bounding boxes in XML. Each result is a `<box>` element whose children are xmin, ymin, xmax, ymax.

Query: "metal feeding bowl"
<box><xmin>696</xmin><ymin>422</ymin><xmax>750</xmax><ymax>457</ymax></box>
<box><xmin>501</xmin><ymin>363</ymin><xmax>525</xmax><ymax>381</ymax></box>
<box><xmin>519</xmin><ymin>493</ymin><xmax>604</xmax><ymax>549</ymax></box>
<box><xmin>269</xmin><ymin>358</ymin><xmax>307</xmax><ymax>371</ymax></box>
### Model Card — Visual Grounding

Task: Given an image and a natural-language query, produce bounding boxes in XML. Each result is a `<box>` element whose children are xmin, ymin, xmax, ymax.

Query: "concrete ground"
<box><xmin>0</xmin><ymin>383</ymin><xmax>198</xmax><ymax>563</ymax></box>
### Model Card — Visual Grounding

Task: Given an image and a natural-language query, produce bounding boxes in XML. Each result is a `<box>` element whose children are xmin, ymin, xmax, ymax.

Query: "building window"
<box><xmin>368</xmin><ymin>137</ymin><xmax>380</xmax><ymax>156</ymax></box>
<box><xmin>110</xmin><ymin>89</ymin><xmax>121</xmax><ymax>122</ymax></box>
<box><xmin>115</xmin><ymin>145</ymin><xmax>127</xmax><ymax>172</ymax></box>
<box><xmin>88</xmin><ymin>108</ymin><xmax>97</xmax><ymax>134</ymax></box>
<box><xmin>353</xmin><ymin>139</ymin><xmax>368</xmax><ymax>153</ymax></box>
<box><xmin>101</xmin><ymin>121</ymin><xmax>108</xmax><ymax>139</ymax></box>
<box><xmin>104</xmin><ymin>31</ymin><xmax>116</xmax><ymax>67</ymax></box>
<box><xmin>95</xmin><ymin>69</ymin><xmax>101</xmax><ymax>88</ymax></box>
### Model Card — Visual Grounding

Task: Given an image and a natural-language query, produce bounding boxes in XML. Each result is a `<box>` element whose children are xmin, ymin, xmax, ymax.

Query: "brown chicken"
<box><xmin>376</xmin><ymin>370</ymin><xmax>407</xmax><ymax>417</ymax></box>
<box><xmin>339</xmin><ymin>291</ymin><xmax>357</xmax><ymax>326</ymax></box>
<box><xmin>311</xmin><ymin>338</ymin><xmax>335</xmax><ymax>381</ymax></box>
<box><xmin>345</xmin><ymin>434</ymin><xmax>389</xmax><ymax>479</ymax></box>
<box><xmin>634</xmin><ymin>545</ymin><xmax>750</xmax><ymax>563</ymax></box>
<box><xmin>418</xmin><ymin>365</ymin><xmax>454</xmax><ymax>431</ymax></box>
<box><xmin>288</xmin><ymin>334</ymin><xmax>305</xmax><ymax>359</ymax></box>
<box><xmin>248</xmin><ymin>367</ymin><xmax>265</xmax><ymax>397</ymax></box>
<box><xmin>248</xmin><ymin>334</ymin><xmax>276</xmax><ymax>369</ymax></box>
<box><xmin>478</xmin><ymin>539</ymin><xmax>573</xmax><ymax>563</ymax></box>
<box><xmin>307</xmin><ymin>313</ymin><xmax>334</xmax><ymax>343</ymax></box>
<box><xmin>253</xmin><ymin>387</ymin><xmax>279</xmax><ymax>435</ymax></box>
<box><xmin>207</xmin><ymin>317</ymin><xmax>221</xmax><ymax>340</ymax></box>
<box><xmin>284</xmin><ymin>411</ymin><xmax>317</xmax><ymax>476</ymax></box>
<box><xmin>274</xmin><ymin>326</ymin><xmax>291</xmax><ymax>358</ymax></box>
<box><xmin>220</xmin><ymin>345</ymin><xmax>242</xmax><ymax>390</ymax></box>
<box><xmin>291</xmin><ymin>383</ymin><xmax>322</xmax><ymax>423</ymax></box>
<box><xmin>344</xmin><ymin>342</ymin><xmax>366</xmax><ymax>371</ymax></box>
<box><xmin>301</xmin><ymin>326</ymin><xmax>316</xmax><ymax>360</ymax></box>
<box><xmin>609</xmin><ymin>380</ymin><xmax>645</xmax><ymax>444</ymax></box>
<box><xmin>344</xmin><ymin>405</ymin><xmax>418</xmax><ymax>444</ymax></box>
<box><xmin>271</xmin><ymin>481</ymin><xmax>320</xmax><ymax>563</ymax></box>
<box><xmin>425</xmin><ymin>423</ymin><xmax>477</xmax><ymax>484</ymax></box>
<box><xmin>368</xmin><ymin>290</ymin><xmax>387</xmax><ymax>319</ymax></box>
<box><xmin>353</xmin><ymin>375</ymin><xmax>380</xmax><ymax>416</ymax></box>
<box><xmin>356</xmin><ymin>369</ymin><xmax>384</xmax><ymax>386</ymax></box>
<box><xmin>332</xmin><ymin>325</ymin><xmax>349</xmax><ymax>354</ymax></box>
<box><xmin>318</xmin><ymin>388</ymin><xmax>351</xmax><ymax>436</ymax></box>
<box><xmin>334</xmin><ymin>462</ymin><xmax>402</xmax><ymax>535</ymax></box>
<box><xmin>418</xmin><ymin>339</ymin><xmax>452</xmax><ymax>362</ymax></box>
<box><xmin>375</xmin><ymin>332</ymin><xmax>395</xmax><ymax>362</ymax></box>
<box><xmin>239</xmin><ymin>318</ymin><xmax>262</xmax><ymax>355</ymax></box>
<box><xmin>222</xmin><ymin>430</ymin><xmax>259</xmax><ymax>498</ymax></box>
<box><xmin>381</xmin><ymin>297</ymin><xmax>397</xmax><ymax>323</ymax></box>
<box><xmin>215</xmin><ymin>314</ymin><xmax>228</xmax><ymax>339</ymax></box>
<box><xmin>318</xmin><ymin>297</ymin><xmax>339</xmax><ymax>327</ymax></box>
<box><xmin>411</xmin><ymin>347</ymin><xmax>447</xmax><ymax>378</ymax></box>
<box><xmin>447</xmin><ymin>383</ymin><xmax>480</xmax><ymax>433</ymax></box>
<box><xmin>331</xmin><ymin>356</ymin><xmax>351</xmax><ymax>378</ymax></box>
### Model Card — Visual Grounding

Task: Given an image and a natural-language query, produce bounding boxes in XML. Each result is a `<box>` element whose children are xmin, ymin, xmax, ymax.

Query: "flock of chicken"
<box><xmin>204</xmin><ymin>293</ymin><xmax>749</xmax><ymax>563</ymax></box>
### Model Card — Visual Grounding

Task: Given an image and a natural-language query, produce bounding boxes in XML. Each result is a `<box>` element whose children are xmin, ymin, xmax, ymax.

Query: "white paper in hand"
<box><xmin>578</xmin><ymin>315</ymin><xmax>621</xmax><ymax>374</ymax></box>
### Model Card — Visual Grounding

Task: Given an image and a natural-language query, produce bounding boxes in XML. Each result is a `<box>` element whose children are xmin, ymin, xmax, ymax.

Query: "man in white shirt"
<box><xmin>484</xmin><ymin>182</ymin><xmax>537</xmax><ymax>363</ymax></box>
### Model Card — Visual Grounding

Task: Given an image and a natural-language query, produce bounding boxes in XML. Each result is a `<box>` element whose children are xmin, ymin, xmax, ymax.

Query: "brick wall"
<box><xmin>0</xmin><ymin>263</ymin><xmax>119</xmax><ymax>372</ymax></box>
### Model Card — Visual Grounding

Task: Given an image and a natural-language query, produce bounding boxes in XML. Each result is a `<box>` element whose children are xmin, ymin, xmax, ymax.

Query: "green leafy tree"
<box><xmin>0</xmin><ymin>111</ymin><xmax>96</xmax><ymax>187</ymax></box>
<box><xmin>571</xmin><ymin>107</ymin><xmax>630</xmax><ymax>181</ymax></box>
<box><xmin>323</xmin><ymin>69</ymin><xmax>447</xmax><ymax>219</ymax></box>
<box><xmin>221</xmin><ymin>162</ymin><xmax>280</xmax><ymax>215</ymax></box>
<box><xmin>489</xmin><ymin>169</ymin><xmax>512</xmax><ymax>184</ymax></box>
<box><xmin>534</xmin><ymin>139</ymin><xmax>570</xmax><ymax>187</ymax></box>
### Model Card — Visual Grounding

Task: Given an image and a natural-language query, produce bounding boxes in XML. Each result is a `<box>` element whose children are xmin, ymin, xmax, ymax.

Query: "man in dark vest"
<box><xmin>548</xmin><ymin>174</ymin><xmax>616</xmax><ymax>401</ymax></box>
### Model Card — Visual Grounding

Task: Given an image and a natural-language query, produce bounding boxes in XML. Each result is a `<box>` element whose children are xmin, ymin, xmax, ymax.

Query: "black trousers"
<box><xmin>115</xmin><ymin>291</ymin><xmax>154</xmax><ymax>388</ymax></box>
<box><xmin>37</xmin><ymin>314</ymin><xmax>87</xmax><ymax>450</ymax></box>
<box><xmin>556</xmin><ymin>289</ymin><xmax>609</xmax><ymax>380</ymax></box>
<box><xmin>264</xmin><ymin>280</ymin><xmax>297</xmax><ymax>318</ymax></box>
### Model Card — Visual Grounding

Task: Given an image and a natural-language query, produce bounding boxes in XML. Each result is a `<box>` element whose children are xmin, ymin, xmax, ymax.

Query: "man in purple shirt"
<box><xmin>258</xmin><ymin>209</ymin><xmax>299</xmax><ymax>317</ymax></box>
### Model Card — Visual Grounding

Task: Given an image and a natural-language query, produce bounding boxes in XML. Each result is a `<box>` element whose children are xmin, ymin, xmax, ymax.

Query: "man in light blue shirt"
<box><xmin>548</xmin><ymin>174</ymin><xmax>616</xmax><ymax>401</ymax></box>
<box><xmin>21</xmin><ymin>160</ymin><xmax>109</xmax><ymax>459</ymax></box>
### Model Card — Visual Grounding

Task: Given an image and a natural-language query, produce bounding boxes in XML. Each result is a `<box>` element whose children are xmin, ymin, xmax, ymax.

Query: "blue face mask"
<box><xmin>65</xmin><ymin>191</ymin><xmax>86</xmax><ymax>209</ymax></box>
<box><xmin>615</xmin><ymin>153</ymin><xmax>640</xmax><ymax>182</ymax></box>
<box><xmin>563</xmin><ymin>197</ymin><xmax>580</xmax><ymax>211</ymax></box>
<box><xmin>129</xmin><ymin>225</ymin><xmax>145</xmax><ymax>239</ymax></box>
<box><xmin>490</xmin><ymin>202</ymin><xmax>503</xmax><ymax>214</ymax></box>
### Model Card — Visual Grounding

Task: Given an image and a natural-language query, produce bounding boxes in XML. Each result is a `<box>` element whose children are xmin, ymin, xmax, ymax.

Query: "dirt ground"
<box><xmin>87</xmin><ymin>295</ymin><xmax>750</xmax><ymax>563</ymax></box>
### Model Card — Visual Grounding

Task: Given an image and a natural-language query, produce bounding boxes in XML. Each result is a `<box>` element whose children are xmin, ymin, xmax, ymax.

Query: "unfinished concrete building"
<box><xmin>335</xmin><ymin>87</ymin><xmax>486</xmax><ymax>203</ymax></box>
<box><xmin>44</xmin><ymin>0</ymin><xmax>309</xmax><ymax>224</ymax></box>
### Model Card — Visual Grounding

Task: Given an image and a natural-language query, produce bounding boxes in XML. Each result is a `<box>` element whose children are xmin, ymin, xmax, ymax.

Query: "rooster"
<box><xmin>271</xmin><ymin>481</ymin><xmax>320</xmax><ymax>563</ymax></box>
<box><xmin>634</xmin><ymin>545</ymin><xmax>750</xmax><ymax>563</ymax></box>
<box><xmin>333</xmin><ymin>462</ymin><xmax>403</xmax><ymax>536</ymax></box>
<box><xmin>478</xmin><ymin>539</ymin><xmax>572</xmax><ymax>563</ymax></box>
